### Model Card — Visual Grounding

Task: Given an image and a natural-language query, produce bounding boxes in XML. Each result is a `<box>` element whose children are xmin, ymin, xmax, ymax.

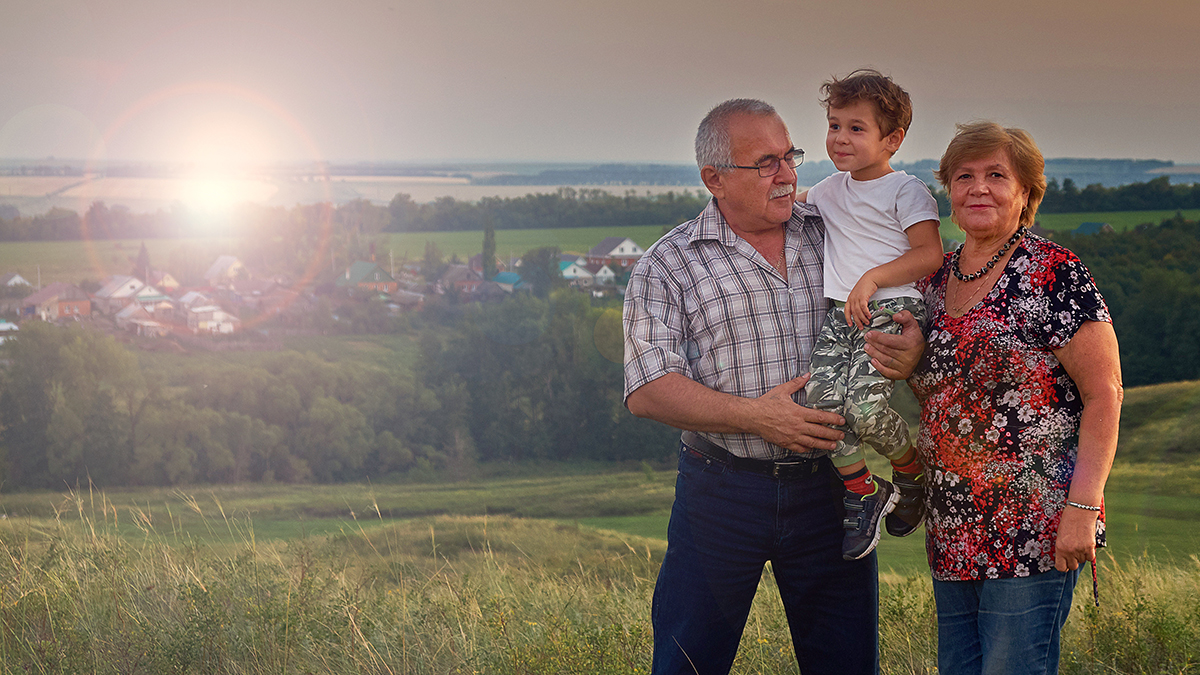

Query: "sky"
<box><xmin>3</xmin><ymin>0</ymin><xmax>1199</xmax><ymax>167</ymax></box>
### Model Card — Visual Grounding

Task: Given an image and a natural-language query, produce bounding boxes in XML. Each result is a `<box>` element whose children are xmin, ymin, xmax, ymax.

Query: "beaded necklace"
<box><xmin>951</xmin><ymin>226</ymin><xmax>1026</xmax><ymax>282</ymax></box>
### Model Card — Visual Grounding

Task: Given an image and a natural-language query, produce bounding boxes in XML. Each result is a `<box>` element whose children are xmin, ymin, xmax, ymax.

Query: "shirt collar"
<box><xmin>689</xmin><ymin>197</ymin><xmax>822</xmax><ymax>247</ymax></box>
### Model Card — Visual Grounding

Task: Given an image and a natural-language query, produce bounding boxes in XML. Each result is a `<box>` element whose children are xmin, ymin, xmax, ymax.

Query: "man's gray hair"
<box><xmin>695</xmin><ymin>99</ymin><xmax>778</xmax><ymax>171</ymax></box>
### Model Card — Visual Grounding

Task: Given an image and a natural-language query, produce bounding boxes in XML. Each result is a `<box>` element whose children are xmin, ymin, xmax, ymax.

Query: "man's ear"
<box><xmin>885</xmin><ymin>128</ymin><xmax>905</xmax><ymax>155</ymax></box>
<box><xmin>700</xmin><ymin>165</ymin><xmax>724</xmax><ymax>199</ymax></box>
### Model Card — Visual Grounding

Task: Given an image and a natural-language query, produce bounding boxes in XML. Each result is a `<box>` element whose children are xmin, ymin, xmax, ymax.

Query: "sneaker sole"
<box><xmin>845</xmin><ymin>488</ymin><xmax>900</xmax><ymax>561</ymax></box>
<box><xmin>885</xmin><ymin>512</ymin><xmax>923</xmax><ymax>538</ymax></box>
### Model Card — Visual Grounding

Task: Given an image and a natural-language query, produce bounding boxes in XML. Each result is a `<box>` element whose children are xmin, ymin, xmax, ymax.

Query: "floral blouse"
<box><xmin>910</xmin><ymin>234</ymin><xmax>1110</xmax><ymax>581</ymax></box>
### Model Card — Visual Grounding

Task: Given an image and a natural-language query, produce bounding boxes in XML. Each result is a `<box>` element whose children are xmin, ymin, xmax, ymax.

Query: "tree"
<box><xmin>133</xmin><ymin>241</ymin><xmax>151</xmax><ymax>280</ymax></box>
<box><xmin>388</xmin><ymin>193</ymin><xmax>421</xmax><ymax>231</ymax></box>
<box><xmin>482</xmin><ymin>218</ymin><xmax>497</xmax><ymax>280</ymax></box>
<box><xmin>422</xmin><ymin>241</ymin><xmax>447</xmax><ymax>282</ymax></box>
<box><xmin>519</xmin><ymin>246</ymin><xmax>563</xmax><ymax>298</ymax></box>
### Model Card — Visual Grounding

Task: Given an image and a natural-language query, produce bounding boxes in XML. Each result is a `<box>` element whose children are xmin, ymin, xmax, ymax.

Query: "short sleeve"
<box><xmin>805</xmin><ymin>174</ymin><xmax>834</xmax><ymax>208</ymax></box>
<box><xmin>895</xmin><ymin>177</ymin><xmax>941</xmax><ymax>230</ymax></box>
<box><xmin>1019</xmin><ymin>246</ymin><xmax>1111</xmax><ymax>350</ymax></box>
<box><xmin>622</xmin><ymin>255</ymin><xmax>692</xmax><ymax>403</ymax></box>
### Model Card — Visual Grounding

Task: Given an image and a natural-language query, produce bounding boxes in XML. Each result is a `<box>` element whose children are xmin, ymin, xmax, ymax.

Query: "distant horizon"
<box><xmin>2</xmin><ymin>156</ymin><xmax>1198</xmax><ymax>168</ymax></box>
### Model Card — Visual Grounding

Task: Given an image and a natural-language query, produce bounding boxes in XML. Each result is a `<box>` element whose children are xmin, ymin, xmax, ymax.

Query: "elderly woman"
<box><xmin>907</xmin><ymin>122</ymin><xmax>1123</xmax><ymax>675</ymax></box>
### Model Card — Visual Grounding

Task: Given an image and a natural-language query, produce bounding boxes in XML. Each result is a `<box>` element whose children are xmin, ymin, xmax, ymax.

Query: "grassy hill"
<box><xmin>1114</xmin><ymin>378</ymin><xmax>1200</xmax><ymax>462</ymax></box>
<box><xmin>1</xmin><ymin>488</ymin><xmax>1195</xmax><ymax>673</ymax></box>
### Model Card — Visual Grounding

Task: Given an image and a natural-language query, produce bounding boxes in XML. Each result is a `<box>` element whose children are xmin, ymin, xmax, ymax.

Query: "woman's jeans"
<box><xmin>933</xmin><ymin>568</ymin><xmax>1081</xmax><ymax>675</ymax></box>
<box><xmin>651</xmin><ymin>447</ymin><xmax>879</xmax><ymax>675</ymax></box>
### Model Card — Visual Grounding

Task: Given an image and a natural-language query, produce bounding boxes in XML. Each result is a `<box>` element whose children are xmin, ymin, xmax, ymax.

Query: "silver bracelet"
<box><xmin>1064</xmin><ymin>499</ymin><xmax>1101</xmax><ymax>512</ymax></box>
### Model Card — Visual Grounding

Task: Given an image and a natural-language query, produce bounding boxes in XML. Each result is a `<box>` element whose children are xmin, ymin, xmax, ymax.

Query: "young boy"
<box><xmin>798</xmin><ymin>69</ymin><xmax>944</xmax><ymax>560</ymax></box>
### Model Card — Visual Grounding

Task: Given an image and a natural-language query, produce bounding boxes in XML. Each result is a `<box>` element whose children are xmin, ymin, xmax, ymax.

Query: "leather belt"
<box><xmin>681</xmin><ymin>430</ymin><xmax>824</xmax><ymax>479</ymax></box>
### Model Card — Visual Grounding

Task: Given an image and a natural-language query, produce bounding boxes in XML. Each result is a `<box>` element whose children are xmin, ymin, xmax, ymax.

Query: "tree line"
<box><xmin>5</xmin><ymin>177</ymin><xmax>1200</xmax><ymax>244</ymax></box>
<box><xmin>0</xmin><ymin>289</ymin><xmax>677</xmax><ymax>490</ymax></box>
<box><xmin>1063</xmin><ymin>212</ymin><xmax>1200</xmax><ymax>386</ymax></box>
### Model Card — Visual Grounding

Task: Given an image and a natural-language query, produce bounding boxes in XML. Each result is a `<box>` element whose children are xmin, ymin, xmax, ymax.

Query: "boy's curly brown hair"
<box><xmin>820</xmin><ymin>68</ymin><xmax>913</xmax><ymax>136</ymax></box>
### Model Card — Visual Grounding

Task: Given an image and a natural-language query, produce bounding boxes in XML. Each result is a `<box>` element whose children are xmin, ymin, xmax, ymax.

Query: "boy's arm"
<box><xmin>795</xmin><ymin>189</ymin><xmax>809</xmax><ymax>203</ymax></box>
<box><xmin>845</xmin><ymin>219</ymin><xmax>943</xmax><ymax>328</ymax></box>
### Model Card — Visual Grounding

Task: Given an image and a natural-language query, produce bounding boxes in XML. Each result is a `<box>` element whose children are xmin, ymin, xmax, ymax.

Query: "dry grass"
<box><xmin>1</xmin><ymin>489</ymin><xmax>1195</xmax><ymax>674</ymax></box>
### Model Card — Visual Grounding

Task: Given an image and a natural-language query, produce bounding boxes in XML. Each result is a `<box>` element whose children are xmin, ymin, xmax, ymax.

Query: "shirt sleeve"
<box><xmin>805</xmin><ymin>174</ymin><xmax>833</xmax><ymax>209</ymax></box>
<box><xmin>622</xmin><ymin>254</ymin><xmax>692</xmax><ymax>404</ymax></box>
<box><xmin>895</xmin><ymin>176</ymin><xmax>942</xmax><ymax>230</ymax></box>
<box><xmin>1025</xmin><ymin>249</ymin><xmax>1111</xmax><ymax>349</ymax></box>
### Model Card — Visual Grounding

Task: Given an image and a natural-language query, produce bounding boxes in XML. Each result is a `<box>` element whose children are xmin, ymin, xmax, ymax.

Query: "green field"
<box><xmin>938</xmin><ymin>208</ymin><xmax>1200</xmax><ymax>242</ymax></box>
<box><xmin>0</xmin><ymin>229</ymin><xmax>667</xmax><ymax>286</ymax></box>
<box><xmin>5</xmin><ymin>208</ymin><xmax>1200</xmax><ymax>285</ymax></box>
<box><xmin>2</xmin><ymin>456</ymin><xmax>1197</xmax><ymax>577</ymax></box>
<box><xmin>0</xmin><ymin>237</ymin><xmax>234</xmax><ymax>286</ymax></box>
<box><xmin>377</xmin><ymin>225</ymin><xmax>670</xmax><ymax>261</ymax></box>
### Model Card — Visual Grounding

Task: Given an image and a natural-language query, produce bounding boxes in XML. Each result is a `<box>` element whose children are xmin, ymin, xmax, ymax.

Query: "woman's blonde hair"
<box><xmin>934</xmin><ymin>121</ymin><xmax>1046</xmax><ymax>229</ymax></box>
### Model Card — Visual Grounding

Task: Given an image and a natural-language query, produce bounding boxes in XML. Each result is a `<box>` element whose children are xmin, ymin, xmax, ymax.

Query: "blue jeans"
<box><xmin>933</xmin><ymin>568</ymin><xmax>1081</xmax><ymax>675</ymax></box>
<box><xmin>651</xmin><ymin>447</ymin><xmax>879</xmax><ymax>675</ymax></box>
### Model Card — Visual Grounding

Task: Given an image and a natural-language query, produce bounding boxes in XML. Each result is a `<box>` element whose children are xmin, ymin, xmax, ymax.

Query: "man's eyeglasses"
<box><xmin>719</xmin><ymin>148</ymin><xmax>804</xmax><ymax>177</ymax></box>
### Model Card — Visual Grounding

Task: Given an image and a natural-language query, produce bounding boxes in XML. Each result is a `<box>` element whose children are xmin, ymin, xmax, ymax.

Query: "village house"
<box><xmin>1</xmin><ymin>272</ymin><xmax>32</xmax><ymax>289</ymax></box>
<box><xmin>148</xmin><ymin>270</ymin><xmax>181</xmax><ymax>293</ymax></box>
<box><xmin>203</xmin><ymin>255</ymin><xmax>247</xmax><ymax>288</ymax></box>
<box><xmin>187</xmin><ymin>304</ymin><xmax>242</xmax><ymax>334</ymax></box>
<box><xmin>439</xmin><ymin>265</ymin><xmax>485</xmax><ymax>293</ymax></box>
<box><xmin>583</xmin><ymin>262</ymin><xmax>617</xmax><ymax>286</ymax></box>
<box><xmin>336</xmin><ymin>261</ymin><xmax>398</xmax><ymax>294</ymax></box>
<box><xmin>21</xmin><ymin>282</ymin><xmax>92</xmax><ymax>320</ymax></box>
<box><xmin>491</xmin><ymin>271</ymin><xmax>525</xmax><ymax>293</ymax></box>
<box><xmin>92</xmin><ymin>276</ymin><xmax>169</xmax><ymax>315</ymax></box>
<box><xmin>560</xmin><ymin>260</ymin><xmax>593</xmax><ymax>287</ymax></box>
<box><xmin>1074</xmin><ymin>222</ymin><xmax>1114</xmax><ymax>235</ymax></box>
<box><xmin>114</xmin><ymin>303</ymin><xmax>169</xmax><ymax>337</ymax></box>
<box><xmin>388</xmin><ymin>289</ymin><xmax>426</xmax><ymax>312</ymax></box>
<box><xmin>586</xmin><ymin>237</ymin><xmax>644</xmax><ymax>269</ymax></box>
<box><xmin>468</xmin><ymin>253</ymin><xmax>506</xmax><ymax>277</ymax></box>
<box><xmin>0</xmin><ymin>319</ymin><xmax>17</xmax><ymax>343</ymax></box>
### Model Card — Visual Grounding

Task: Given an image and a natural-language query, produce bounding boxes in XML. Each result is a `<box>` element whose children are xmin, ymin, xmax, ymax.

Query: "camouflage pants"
<box><xmin>804</xmin><ymin>297</ymin><xmax>925</xmax><ymax>468</ymax></box>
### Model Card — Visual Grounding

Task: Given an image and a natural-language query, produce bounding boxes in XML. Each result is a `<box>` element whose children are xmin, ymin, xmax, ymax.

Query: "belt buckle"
<box><xmin>772</xmin><ymin>454</ymin><xmax>811</xmax><ymax>475</ymax></box>
<box><xmin>771</xmin><ymin>459</ymin><xmax>805</xmax><ymax>478</ymax></box>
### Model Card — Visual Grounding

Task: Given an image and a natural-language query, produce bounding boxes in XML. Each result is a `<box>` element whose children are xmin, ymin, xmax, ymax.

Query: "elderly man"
<box><xmin>623</xmin><ymin>99</ymin><xmax>923</xmax><ymax>675</ymax></box>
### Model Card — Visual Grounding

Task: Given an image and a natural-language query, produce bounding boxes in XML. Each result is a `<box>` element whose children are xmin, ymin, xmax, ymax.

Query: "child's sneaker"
<box><xmin>842</xmin><ymin>477</ymin><xmax>899</xmax><ymax>560</ymax></box>
<box><xmin>886</xmin><ymin>471</ymin><xmax>926</xmax><ymax>537</ymax></box>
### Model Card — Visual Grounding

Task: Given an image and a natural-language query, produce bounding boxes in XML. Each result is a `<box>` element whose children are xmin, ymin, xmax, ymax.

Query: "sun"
<box><xmin>180</xmin><ymin>175</ymin><xmax>240</xmax><ymax>214</ymax></box>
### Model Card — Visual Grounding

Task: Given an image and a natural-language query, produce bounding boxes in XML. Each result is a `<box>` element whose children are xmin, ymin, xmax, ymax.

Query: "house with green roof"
<box><xmin>336</xmin><ymin>261</ymin><xmax>398</xmax><ymax>294</ymax></box>
<box><xmin>1073</xmin><ymin>222</ymin><xmax>1113</xmax><ymax>235</ymax></box>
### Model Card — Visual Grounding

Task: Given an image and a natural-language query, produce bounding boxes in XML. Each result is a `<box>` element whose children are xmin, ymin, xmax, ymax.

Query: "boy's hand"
<box><xmin>845</xmin><ymin>277</ymin><xmax>878</xmax><ymax>329</ymax></box>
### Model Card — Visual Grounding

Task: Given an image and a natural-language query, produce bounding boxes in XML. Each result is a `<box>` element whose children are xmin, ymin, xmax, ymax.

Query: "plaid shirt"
<box><xmin>623</xmin><ymin>199</ymin><xmax>828</xmax><ymax>460</ymax></box>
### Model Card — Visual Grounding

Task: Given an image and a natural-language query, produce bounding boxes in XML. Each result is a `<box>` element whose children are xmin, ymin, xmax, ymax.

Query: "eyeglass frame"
<box><xmin>716</xmin><ymin>148</ymin><xmax>804</xmax><ymax>177</ymax></box>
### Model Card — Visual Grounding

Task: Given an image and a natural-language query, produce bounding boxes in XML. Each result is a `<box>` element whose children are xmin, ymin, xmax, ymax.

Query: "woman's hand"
<box><xmin>1054</xmin><ymin>505</ymin><xmax>1099</xmax><ymax>571</ymax></box>
<box><xmin>1053</xmin><ymin>320</ymin><xmax>1122</xmax><ymax>573</ymax></box>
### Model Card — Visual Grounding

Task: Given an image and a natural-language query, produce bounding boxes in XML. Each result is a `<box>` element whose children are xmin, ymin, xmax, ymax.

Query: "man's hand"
<box><xmin>750</xmin><ymin>374</ymin><xmax>845</xmax><ymax>453</ymax></box>
<box><xmin>626</xmin><ymin>373</ymin><xmax>844</xmax><ymax>453</ymax></box>
<box><xmin>863</xmin><ymin>309</ymin><xmax>925</xmax><ymax>380</ymax></box>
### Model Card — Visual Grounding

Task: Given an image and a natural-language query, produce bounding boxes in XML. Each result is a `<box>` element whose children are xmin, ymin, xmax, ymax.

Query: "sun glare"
<box><xmin>181</xmin><ymin>176</ymin><xmax>239</xmax><ymax>214</ymax></box>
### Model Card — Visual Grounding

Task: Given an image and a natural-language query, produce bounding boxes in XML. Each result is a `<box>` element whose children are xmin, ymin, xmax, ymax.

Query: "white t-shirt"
<box><xmin>806</xmin><ymin>170</ymin><xmax>940</xmax><ymax>302</ymax></box>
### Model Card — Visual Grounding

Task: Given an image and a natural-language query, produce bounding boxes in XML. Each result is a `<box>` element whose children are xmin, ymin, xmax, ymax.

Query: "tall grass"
<box><xmin>1</xmin><ymin>490</ymin><xmax>1196</xmax><ymax>674</ymax></box>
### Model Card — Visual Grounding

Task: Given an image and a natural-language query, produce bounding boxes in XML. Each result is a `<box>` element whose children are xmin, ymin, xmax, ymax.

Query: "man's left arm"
<box><xmin>863</xmin><ymin>309</ymin><xmax>924</xmax><ymax>379</ymax></box>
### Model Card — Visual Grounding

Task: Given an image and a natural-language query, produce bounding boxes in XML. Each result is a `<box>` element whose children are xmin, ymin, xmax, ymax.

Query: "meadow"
<box><xmin>1</xmin><ymin>459</ymin><xmax>1197</xmax><ymax>673</ymax></box>
<box><xmin>1</xmin><ymin>370</ymin><xmax>1198</xmax><ymax>672</ymax></box>
<box><xmin>0</xmin><ymin>237</ymin><xmax>234</xmax><ymax>286</ymax></box>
